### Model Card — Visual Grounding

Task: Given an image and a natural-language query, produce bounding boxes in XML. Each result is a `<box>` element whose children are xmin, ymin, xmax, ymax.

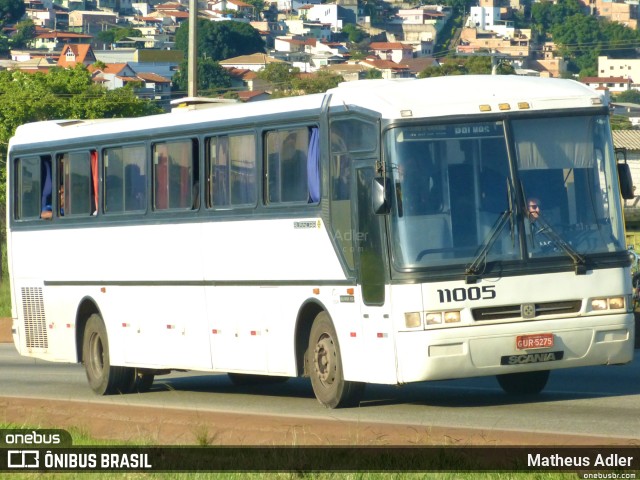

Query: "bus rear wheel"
<box><xmin>307</xmin><ymin>312</ymin><xmax>364</xmax><ymax>408</ymax></box>
<box><xmin>82</xmin><ymin>313</ymin><xmax>134</xmax><ymax>395</ymax></box>
<box><xmin>496</xmin><ymin>370</ymin><xmax>550</xmax><ymax>395</ymax></box>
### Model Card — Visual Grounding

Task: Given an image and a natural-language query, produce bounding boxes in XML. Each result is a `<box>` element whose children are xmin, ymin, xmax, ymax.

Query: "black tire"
<box><xmin>227</xmin><ymin>373</ymin><xmax>289</xmax><ymax>385</ymax></box>
<box><xmin>307</xmin><ymin>312</ymin><xmax>365</xmax><ymax>408</ymax></box>
<box><xmin>82</xmin><ymin>313</ymin><xmax>134</xmax><ymax>395</ymax></box>
<box><xmin>496</xmin><ymin>370</ymin><xmax>550</xmax><ymax>395</ymax></box>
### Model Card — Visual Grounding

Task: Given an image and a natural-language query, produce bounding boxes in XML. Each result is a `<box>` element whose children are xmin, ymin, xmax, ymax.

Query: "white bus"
<box><xmin>6</xmin><ymin>75</ymin><xmax>635</xmax><ymax>408</ymax></box>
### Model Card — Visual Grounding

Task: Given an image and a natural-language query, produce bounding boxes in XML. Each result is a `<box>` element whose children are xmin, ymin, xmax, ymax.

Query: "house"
<box><xmin>581</xmin><ymin>76</ymin><xmax>632</xmax><ymax>94</ymax></box>
<box><xmin>369</xmin><ymin>42</ymin><xmax>413</xmax><ymax>64</ymax></box>
<box><xmin>529</xmin><ymin>42</ymin><xmax>567</xmax><ymax>78</ymax></box>
<box><xmin>599</xmin><ymin>56</ymin><xmax>640</xmax><ymax>90</ymax></box>
<box><xmin>237</xmin><ymin>89</ymin><xmax>270</xmax><ymax>101</ymax></box>
<box><xmin>303</xmin><ymin>3</ymin><xmax>355</xmax><ymax>32</ymax></box>
<box><xmin>402</xmin><ymin>56</ymin><xmax>439</xmax><ymax>77</ymax></box>
<box><xmin>351</xmin><ymin>58</ymin><xmax>411</xmax><ymax>79</ymax></box>
<box><xmin>32</xmin><ymin>31</ymin><xmax>93</xmax><ymax>51</ymax></box>
<box><xmin>136</xmin><ymin>71</ymin><xmax>172</xmax><ymax>109</ymax></box>
<box><xmin>457</xmin><ymin>27</ymin><xmax>530</xmax><ymax>62</ymax></box>
<box><xmin>323</xmin><ymin>62</ymin><xmax>368</xmax><ymax>81</ymax></box>
<box><xmin>224</xmin><ymin>67</ymin><xmax>270</xmax><ymax>91</ymax></box>
<box><xmin>219</xmin><ymin>52</ymin><xmax>287</xmax><ymax>71</ymax></box>
<box><xmin>208</xmin><ymin>0</ymin><xmax>256</xmax><ymax>17</ymax></box>
<box><xmin>284</xmin><ymin>20</ymin><xmax>332</xmax><ymax>40</ymax></box>
<box><xmin>68</xmin><ymin>11</ymin><xmax>119</xmax><ymax>35</ymax></box>
<box><xmin>57</xmin><ymin>44</ymin><xmax>97</xmax><ymax>67</ymax></box>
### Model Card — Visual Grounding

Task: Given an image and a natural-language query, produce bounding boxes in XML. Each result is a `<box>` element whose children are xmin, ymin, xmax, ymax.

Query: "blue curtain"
<box><xmin>307</xmin><ymin>127</ymin><xmax>320</xmax><ymax>203</ymax></box>
<box><xmin>41</xmin><ymin>158</ymin><xmax>52</xmax><ymax>212</ymax></box>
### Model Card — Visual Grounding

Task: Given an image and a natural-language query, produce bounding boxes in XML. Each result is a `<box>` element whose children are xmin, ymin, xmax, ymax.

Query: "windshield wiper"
<box><xmin>466</xmin><ymin>179</ymin><xmax>515</xmax><ymax>284</ymax></box>
<box><xmin>532</xmin><ymin>216</ymin><xmax>588</xmax><ymax>275</ymax></box>
<box><xmin>465</xmin><ymin>208</ymin><xmax>511</xmax><ymax>283</ymax></box>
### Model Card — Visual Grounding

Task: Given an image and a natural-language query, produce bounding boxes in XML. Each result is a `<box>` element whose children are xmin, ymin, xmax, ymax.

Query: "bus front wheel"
<box><xmin>496</xmin><ymin>370</ymin><xmax>550</xmax><ymax>395</ymax></box>
<box><xmin>307</xmin><ymin>312</ymin><xmax>364</xmax><ymax>408</ymax></box>
<box><xmin>82</xmin><ymin>313</ymin><xmax>134</xmax><ymax>395</ymax></box>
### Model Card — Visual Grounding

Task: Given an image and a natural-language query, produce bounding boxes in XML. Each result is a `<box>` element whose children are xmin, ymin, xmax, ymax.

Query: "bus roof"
<box><xmin>9</xmin><ymin>75</ymin><xmax>603</xmax><ymax>150</ymax></box>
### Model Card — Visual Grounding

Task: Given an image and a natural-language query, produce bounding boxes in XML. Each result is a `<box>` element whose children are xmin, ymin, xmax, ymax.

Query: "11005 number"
<box><xmin>437</xmin><ymin>285</ymin><xmax>496</xmax><ymax>303</ymax></box>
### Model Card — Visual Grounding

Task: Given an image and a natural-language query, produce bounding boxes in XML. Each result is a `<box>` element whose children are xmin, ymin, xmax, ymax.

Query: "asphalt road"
<box><xmin>1</xmin><ymin>343</ymin><xmax>639</xmax><ymax>440</ymax></box>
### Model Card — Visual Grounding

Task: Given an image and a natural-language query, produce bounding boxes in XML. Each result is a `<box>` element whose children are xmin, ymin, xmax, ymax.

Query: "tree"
<box><xmin>172</xmin><ymin>58</ymin><xmax>233</xmax><ymax>96</ymax></box>
<box><xmin>11</xmin><ymin>19</ymin><xmax>36</xmax><ymax>48</ymax></box>
<box><xmin>0</xmin><ymin>0</ymin><xmax>25</xmax><ymax>25</ymax></box>
<box><xmin>364</xmin><ymin>69</ymin><xmax>382</xmax><ymax>79</ymax></box>
<box><xmin>292</xmin><ymin>70</ymin><xmax>343</xmax><ymax>94</ymax></box>
<box><xmin>342</xmin><ymin>24</ymin><xmax>366</xmax><ymax>43</ymax></box>
<box><xmin>615</xmin><ymin>90</ymin><xmax>640</xmax><ymax>104</ymax></box>
<box><xmin>610</xmin><ymin>114</ymin><xmax>633</xmax><ymax>130</ymax></box>
<box><xmin>175</xmin><ymin>20</ymin><xmax>265</xmax><ymax>61</ymax></box>
<box><xmin>256</xmin><ymin>63</ymin><xmax>299</xmax><ymax>95</ymax></box>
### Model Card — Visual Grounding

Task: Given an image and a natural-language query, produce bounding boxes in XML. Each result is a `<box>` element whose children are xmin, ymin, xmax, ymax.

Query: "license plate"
<box><xmin>516</xmin><ymin>333</ymin><xmax>554</xmax><ymax>350</ymax></box>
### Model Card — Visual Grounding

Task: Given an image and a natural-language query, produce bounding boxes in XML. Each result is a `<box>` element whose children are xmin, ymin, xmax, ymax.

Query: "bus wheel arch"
<box><xmin>294</xmin><ymin>299</ymin><xmax>324</xmax><ymax>377</ymax></box>
<box><xmin>74</xmin><ymin>297</ymin><xmax>102</xmax><ymax>363</ymax></box>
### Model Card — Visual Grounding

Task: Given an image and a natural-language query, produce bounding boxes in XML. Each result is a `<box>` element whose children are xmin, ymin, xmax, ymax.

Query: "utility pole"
<box><xmin>188</xmin><ymin>0</ymin><xmax>197</xmax><ymax>97</ymax></box>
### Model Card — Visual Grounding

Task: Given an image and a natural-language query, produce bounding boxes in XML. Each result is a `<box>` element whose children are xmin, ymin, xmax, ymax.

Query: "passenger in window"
<box><xmin>40</xmin><ymin>159</ymin><xmax>53</xmax><ymax>219</ymax></box>
<box><xmin>41</xmin><ymin>185</ymin><xmax>64</xmax><ymax>219</ymax></box>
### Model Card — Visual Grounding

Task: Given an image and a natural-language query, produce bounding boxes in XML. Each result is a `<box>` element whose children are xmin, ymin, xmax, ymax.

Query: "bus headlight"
<box><xmin>590</xmin><ymin>297</ymin><xmax>626</xmax><ymax>311</ymax></box>
<box><xmin>425</xmin><ymin>313</ymin><xmax>442</xmax><ymax>325</ymax></box>
<box><xmin>425</xmin><ymin>311</ymin><xmax>461</xmax><ymax>327</ymax></box>
<box><xmin>404</xmin><ymin>312</ymin><xmax>422</xmax><ymax>328</ymax></box>
<box><xmin>444</xmin><ymin>311</ymin><xmax>461</xmax><ymax>323</ymax></box>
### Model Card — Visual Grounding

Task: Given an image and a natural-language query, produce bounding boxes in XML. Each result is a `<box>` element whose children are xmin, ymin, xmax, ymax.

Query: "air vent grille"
<box><xmin>21</xmin><ymin>287</ymin><xmax>48</xmax><ymax>348</ymax></box>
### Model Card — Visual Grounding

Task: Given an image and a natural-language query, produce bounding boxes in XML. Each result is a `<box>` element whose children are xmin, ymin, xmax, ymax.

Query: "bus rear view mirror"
<box><xmin>372</xmin><ymin>177</ymin><xmax>391</xmax><ymax>215</ymax></box>
<box><xmin>618</xmin><ymin>162</ymin><xmax>634</xmax><ymax>200</ymax></box>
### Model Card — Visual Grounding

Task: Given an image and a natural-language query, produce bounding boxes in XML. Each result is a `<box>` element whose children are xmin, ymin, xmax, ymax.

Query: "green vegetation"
<box><xmin>255</xmin><ymin>63</ymin><xmax>344</xmax><ymax>97</ymax></box>
<box><xmin>174</xmin><ymin>20</ymin><xmax>265</xmax><ymax>63</ymax></box>
<box><xmin>419</xmin><ymin>56</ymin><xmax>515</xmax><ymax>77</ymax></box>
<box><xmin>531</xmin><ymin>0</ymin><xmax>640</xmax><ymax>76</ymax></box>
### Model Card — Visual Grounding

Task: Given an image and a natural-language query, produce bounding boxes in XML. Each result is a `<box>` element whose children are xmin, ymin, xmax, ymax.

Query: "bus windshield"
<box><xmin>386</xmin><ymin>115</ymin><xmax>626</xmax><ymax>270</ymax></box>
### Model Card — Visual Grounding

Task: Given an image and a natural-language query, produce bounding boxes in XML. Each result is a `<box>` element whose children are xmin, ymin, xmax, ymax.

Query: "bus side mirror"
<box><xmin>372</xmin><ymin>177</ymin><xmax>391</xmax><ymax>215</ymax></box>
<box><xmin>618</xmin><ymin>162</ymin><xmax>635</xmax><ymax>200</ymax></box>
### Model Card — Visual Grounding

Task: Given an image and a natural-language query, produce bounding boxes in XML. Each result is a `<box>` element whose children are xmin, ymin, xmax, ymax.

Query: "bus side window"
<box><xmin>57</xmin><ymin>151</ymin><xmax>95</xmax><ymax>217</ymax></box>
<box><xmin>104</xmin><ymin>145</ymin><xmax>146</xmax><ymax>214</ymax></box>
<box><xmin>265</xmin><ymin>127</ymin><xmax>309</xmax><ymax>204</ymax></box>
<box><xmin>207</xmin><ymin>133</ymin><xmax>256</xmax><ymax>208</ymax></box>
<box><xmin>207</xmin><ymin>136</ymin><xmax>230</xmax><ymax>207</ymax></box>
<box><xmin>14</xmin><ymin>155</ymin><xmax>51</xmax><ymax>220</ymax></box>
<box><xmin>153</xmin><ymin>139</ymin><xmax>198</xmax><ymax>211</ymax></box>
<box><xmin>229</xmin><ymin>134</ymin><xmax>256</xmax><ymax>205</ymax></box>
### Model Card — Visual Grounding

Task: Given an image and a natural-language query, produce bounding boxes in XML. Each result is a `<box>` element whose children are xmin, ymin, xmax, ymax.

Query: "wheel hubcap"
<box><xmin>314</xmin><ymin>334</ymin><xmax>336</xmax><ymax>386</ymax></box>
